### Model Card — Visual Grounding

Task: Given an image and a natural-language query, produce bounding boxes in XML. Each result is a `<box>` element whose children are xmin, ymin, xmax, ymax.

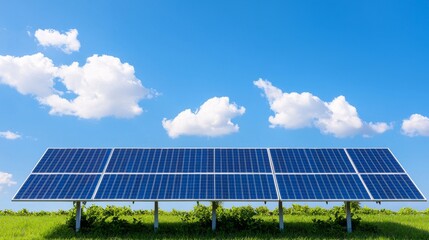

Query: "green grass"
<box><xmin>1</xmin><ymin>214</ymin><xmax>429</xmax><ymax>239</ymax></box>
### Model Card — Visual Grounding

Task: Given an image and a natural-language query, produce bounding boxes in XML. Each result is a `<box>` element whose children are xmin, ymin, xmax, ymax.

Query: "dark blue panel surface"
<box><xmin>33</xmin><ymin>149</ymin><xmax>111</xmax><ymax>173</ymax></box>
<box><xmin>276</xmin><ymin>174</ymin><xmax>370</xmax><ymax>200</ymax></box>
<box><xmin>347</xmin><ymin>149</ymin><xmax>404</xmax><ymax>173</ymax></box>
<box><xmin>271</xmin><ymin>149</ymin><xmax>355</xmax><ymax>173</ymax></box>
<box><xmin>215</xmin><ymin>174</ymin><xmax>277</xmax><ymax>200</ymax></box>
<box><xmin>14</xmin><ymin>174</ymin><xmax>100</xmax><ymax>200</ymax></box>
<box><xmin>107</xmin><ymin>149</ymin><xmax>214</xmax><ymax>173</ymax></box>
<box><xmin>95</xmin><ymin>174</ymin><xmax>214</xmax><ymax>199</ymax></box>
<box><xmin>362</xmin><ymin>174</ymin><xmax>424</xmax><ymax>200</ymax></box>
<box><xmin>215</xmin><ymin>149</ymin><xmax>271</xmax><ymax>173</ymax></box>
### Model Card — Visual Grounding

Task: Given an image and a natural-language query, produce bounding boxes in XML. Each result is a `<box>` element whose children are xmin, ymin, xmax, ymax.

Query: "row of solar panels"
<box><xmin>14</xmin><ymin>172</ymin><xmax>423</xmax><ymax>201</ymax></box>
<box><xmin>13</xmin><ymin>148</ymin><xmax>426</xmax><ymax>202</ymax></box>
<box><xmin>31</xmin><ymin>148</ymin><xmax>404</xmax><ymax>173</ymax></box>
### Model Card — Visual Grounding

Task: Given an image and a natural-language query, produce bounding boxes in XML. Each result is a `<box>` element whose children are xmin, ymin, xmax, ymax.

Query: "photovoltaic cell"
<box><xmin>215</xmin><ymin>174</ymin><xmax>277</xmax><ymax>200</ymax></box>
<box><xmin>270</xmin><ymin>149</ymin><xmax>355</xmax><ymax>173</ymax></box>
<box><xmin>95</xmin><ymin>174</ymin><xmax>214</xmax><ymax>200</ymax></box>
<box><xmin>276</xmin><ymin>174</ymin><xmax>370</xmax><ymax>200</ymax></box>
<box><xmin>14</xmin><ymin>174</ymin><xmax>100</xmax><ymax>200</ymax></box>
<box><xmin>106</xmin><ymin>149</ymin><xmax>214</xmax><ymax>173</ymax></box>
<box><xmin>361</xmin><ymin>174</ymin><xmax>424</xmax><ymax>200</ymax></box>
<box><xmin>13</xmin><ymin>148</ymin><xmax>425</xmax><ymax>202</ymax></box>
<box><xmin>215</xmin><ymin>149</ymin><xmax>271</xmax><ymax>173</ymax></box>
<box><xmin>347</xmin><ymin>149</ymin><xmax>404</xmax><ymax>173</ymax></box>
<box><xmin>33</xmin><ymin>149</ymin><xmax>111</xmax><ymax>173</ymax></box>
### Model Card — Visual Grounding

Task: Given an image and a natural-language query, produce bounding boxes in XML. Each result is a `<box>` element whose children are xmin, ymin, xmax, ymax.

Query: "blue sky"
<box><xmin>1</xmin><ymin>1</ymin><xmax>428</xmax><ymax>211</ymax></box>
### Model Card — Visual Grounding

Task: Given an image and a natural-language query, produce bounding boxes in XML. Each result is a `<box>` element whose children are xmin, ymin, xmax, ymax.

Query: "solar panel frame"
<box><xmin>345</xmin><ymin>148</ymin><xmax>426</xmax><ymax>201</ymax></box>
<box><xmin>215</xmin><ymin>173</ymin><xmax>278</xmax><ymax>201</ymax></box>
<box><xmin>270</xmin><ymin>148</ymin><xmax>356</xmax><ymax>173</ymax></box>
<box><xmin>32</xmin><ymin>148</ymin><xmax>112</xmax><ymax>173</ymax></box>
<box><xmin>346</xmin><ymin>148</ymin><xmax>405</xmax><ymax>173</ymax></box>
<box><xmin>361</xmin><ymin>174</ymin><xmax>426</xmax><ymax>201</ymax></box>
<box><xmin>12</xmin><ymin>147</ymin><xmax>426</xmax><ymax>202</ymax></box>
<box><xmin>214</xmin><ymin>148</ymin><xmax>272</xmax><ymax>173</ymax></box>
<box><xmin>13</xmin><ymin>173</ymin><xmax>101</xmax><ymax>201</ymax></box>
<box><xmin>275</xmin><ymin>173</ymin><xmax>372</xmax><ymax>201</ymax></box>
<box><xmin>94</xmin><ymin>173</ymin><xmax>215</xmax><ymax>201</ymax></box>
<box><xmin>106</xmin><ymin>148</ymin><xmax>214</xmax><ymax>173</ymax></box>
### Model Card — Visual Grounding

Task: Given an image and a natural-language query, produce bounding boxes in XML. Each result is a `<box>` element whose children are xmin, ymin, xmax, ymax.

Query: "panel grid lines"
<box><xmin>13</xmin><ymin>148</ymin><xmax>425</xmax><ymax>202</ymax></box>
<box><xmin>91</xmin><ymin>148</ymin><xmax>115</xmax><ymax>200</ymax></box>
<box><xmin>344</xmin><ymin>148</ymin><xmax>374</xmax><ymax>200</ymax></box>
<box><xmin>270</xmin><ymin>149</ymin><xmax>355</xmax><ymax>173</ymax></box>
<box><xmin>346</xmin><ymin>149</ymin><xmax>404</xmax><ymax>173</ymax></box>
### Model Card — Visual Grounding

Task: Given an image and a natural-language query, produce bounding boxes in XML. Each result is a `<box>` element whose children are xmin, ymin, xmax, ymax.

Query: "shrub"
<box><xmin>398</xmin><ymin>207</ymin><xmax>418</xmax><ymax>215</ymax></box>
<box><xmin>288</xmin><ymin>204</ymin><xmax>311</xmax><ymax>215</ymax></box>
<box><xmin>0</xmin><ymin>209</ymin><xmax>15</xmax><ymax>216</ymax></box>
<box><xmin>309</xmin><ymin>206</ymin><xmax>329</xmax><ymax>215</ymax></box>
<box><xmin>357</xmin><ymin>206</ymin><xmax>379</xmax><ymax>215</ymax></box>
<box><xmin>17</xmin><ymin>208</ymin><xmax>31</xmax><ymax>216</ymax></box>
<box><xmin>312</xmin><ymin>206</ymin><xmax>362</xmax><ymax>233</ymax></box>
<box><xmin>255</xmin><ymin>206</ymin><xmax>271</xmax><ymax>216</ymax></box>
<box><xmin>217</xmin><ymin>205</ymin><xmax>265</xmax><ymax>232</ymax></box>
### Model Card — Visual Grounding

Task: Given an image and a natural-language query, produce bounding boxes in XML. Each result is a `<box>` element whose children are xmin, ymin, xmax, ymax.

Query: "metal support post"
<box><xmin>279</xmin><ymin>201</ymin><xmax>284</xmax><ymax>231</ymax></box>
<box><xmin>154</xmin><ymin>201</ymin><xmax>159</xmax><ymax>232</ymax></box>
<box><xmin>212</xmin><ymin>201</ymin><xmax>217</xmax><ymax>231</ymax></box>
<box><xmin>75</xmin><ymin>201</ymin><xmax>82</xmax><ymax>232</ymax></box>
<box><xmin>345</xmin><ymin>201</ymin><xmax>352</xmax><ymax>233</ymax></box>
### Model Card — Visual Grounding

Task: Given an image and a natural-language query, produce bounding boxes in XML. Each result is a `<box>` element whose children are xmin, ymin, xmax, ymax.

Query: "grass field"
<box><xmin>1</xmin><ymin>214</ymin><xmax>429</xmax><ymax>239</ymax></box>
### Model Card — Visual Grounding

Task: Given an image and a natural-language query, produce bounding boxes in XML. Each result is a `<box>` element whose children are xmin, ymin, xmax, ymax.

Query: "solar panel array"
<box><xmin>13</xmin><ymin>148</ymin><xmax>426</xmax><ymax>202</ymax></box>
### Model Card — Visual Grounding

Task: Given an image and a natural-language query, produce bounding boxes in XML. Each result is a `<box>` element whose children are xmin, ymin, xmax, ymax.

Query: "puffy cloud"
<box><xmin>162</xmin><ymin>96</ymin><xmax>245</xmax><ymax>138</ymax></box>
<box><xmin>254</xmin><ymin>79</ymin><xmax>391</xmax><ymax>137</ymax></box>
<box><xmin>0</xmin><ymin>53</ymin><xmax>57</xmax><ymax>97</ymax></box>
<box><xmin>401</xmin><ymin>114</ymin><xmax>429</xmax><ymax>137</ymax></box>
<box><xmin>34</xmin><ymin>28</ymin><xmax>80</xmax><ymax>54</ymax></box>
<box><xmin>0</xmin><ymin>131</ymin><xmax>21</xmax><ymax>140</ymax></box>
<box><xmin>0</xmin><ymin>172</ymin><xmax>16</xmax><ymax>191</ymax></box>
<box><xmin>0</xmin><ymin>53</ymin><xmax>155</xmax><ymax>119</ymax></box>
<box><xmin>48</xmin><ymin>54</ymin><xmax>155</xmax><ymax>119</ymax></box>
<box><xmin>254</xmin><ymin>79</ymin><xmax>327</xmax><ymax>128</ymax></box>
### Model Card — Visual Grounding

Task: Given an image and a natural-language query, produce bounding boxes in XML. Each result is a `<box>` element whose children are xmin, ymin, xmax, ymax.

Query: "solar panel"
<box><xmin>215</xmin><ymin>149</ymin><xmax>271</xmax><ymax>173</ymax></box>
<box><xmin>361</xmin><ymin>174</ymin><xmax>424</xmax><ymax>200</ymax></box>
<box><xmin>33</xmin><ymin>149</ymin><xmax>111</xmax><ymax>173</ymax></box>
<box><xmin>276</xmin><ymin>174</ymin><xmax>370</xmax><ymax>200</ymax></box>
<box><xmin>95</xmin><ymin>174</ymin><xmax>214</xmax><ymax>200</ymax></box>
<box><xmin>14</xmin><ymin>174</ymin><xmax>100</xmax><ymax>200</ymax></box>
<box><xmin>270</xmin><ymin>149</ymin><xmax>355</xmax><ymax>173</ymax></box>
<box><xmin>346</xmin><ymin>149</ymin><xmax>404</xmax><ymax>173</ymax></box>
<box><xmin>13</xmin><ymin>148</ymin><xmax>425</xmax><ymax>202</ymax></box>
<box><xmin>215</xmin><ymin>174</ymin><xmax>277</xmax><ymax>200</ymax></box>
<box><xmin>106</xmin><ymin>149</ymin><xmax>214</xmax><ymax>173</ymax></box>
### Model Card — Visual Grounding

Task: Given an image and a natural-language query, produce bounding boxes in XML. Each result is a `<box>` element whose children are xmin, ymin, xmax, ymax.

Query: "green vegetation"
<box><xmin>1</xmin><ymin>204</ymin><xmax>429</xmax><ymax>239</ymax></box>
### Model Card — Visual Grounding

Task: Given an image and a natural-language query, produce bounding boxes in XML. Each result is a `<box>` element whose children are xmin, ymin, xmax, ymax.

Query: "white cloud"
<box><xmin>0</xmin><ymin>172</ymin><xmax>16</xmax><ymax>191</ymax></box>
<box><xmin>254</xmin><ymin>79</ymin><xmax>391</xmax><ymax>138</ymax></box>
<box><xmin>0</xmin><ymin>131</ymin><xmax>21</xmax><ymax>140</ymax></box>
<box><xmin>162</xmin><ymin>96</ymin><xmax>246</xmax><ymax>138</ymax></box>
<box><xmin>47</xmin><ymin>54</ymin><xmax>155</xmax><ymax>119</ymax></box>
<box><xmin>35</xmin><ymin>28</ymin><xmax>80</xmax><ymax>54</ymax></box>
<box><xmin>0</xmin><ymin>53</ymin><xmax>57</xmax><ymax>97</ymax></box>
<box><xmin>401</xmin><ymin>114</ymin><xmax>429</xmax><ymax>137</ymax></box>
<box><xmin>0</xmin><ymin>53</ymin><xmax>155</xmax><ymax>119</ymax></box>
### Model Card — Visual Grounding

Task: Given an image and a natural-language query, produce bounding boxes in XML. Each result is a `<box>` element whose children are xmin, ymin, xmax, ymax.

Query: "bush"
<box><xmin>17</xmin><ymin>208</ymin><xmax>31</xmax><ymax>216</ymax></box>
<box><xmin>217</xmin><ymin>206</ymin><xmax>262</xmax><ymax>231</ymax></box>
<box><xmin>313</xmin><ymin>206</ymin><xmax>362</xmax><ymax>233</ymax></box>
<box><xmin>288</xmin><ymin>204</ymin><xmax>311</xmax><ymax>215</ymax></box>
<box><xmin>65</xmin><ymin>204</ymin><xmax>149</xmax><ymax>234</ymax></box>
<box><xmin>309</xmin><ymin>206</ymin><xmax>329</xmax><ymax>215</ymax></box>
<box><xmin>255</xmin><ymin>206</ymin><xmax>271</xmax><ymax>216</ymax></box>
<box><xmin>0</xmin><ymin>209</ymin><xmax>15</xmax><ymax>216</ymax></box>
<box><xmin>398</xmin><ymin>207</ymin><xmax>418</xmax><ymax>215</ymax></box>
<box><xmin>357</xmin><ymin>206</ymin><xmax>379</xmax><ymax>215</ymax></box>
